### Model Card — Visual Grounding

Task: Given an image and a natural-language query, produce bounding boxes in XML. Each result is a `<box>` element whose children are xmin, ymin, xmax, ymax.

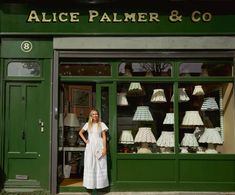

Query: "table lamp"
<box><xmin>156</xmin><ymin>131</ymin><xmax>175</xmax><ymax>153</ymax></box>
<box><xmin>198</xmin><ymin>127</ymin><xmax>223</xmax><ymax>153</ymax></box>
<box><xmin>133</xmin><ymin>106</ymin><xmax>153</xmax><ymax>121</ymax></box>
<box><xmin>181</xmin><ymin>111</ymin><xmax>204</xmax><ymax>126</ymax></box>
<box><xmin>134</xmin><ymin>127</ymin><xmax>156</xmax><ymax>153</ymax></box>
<box><xmin>163</xmin><ymin>113</ymin><xmax>174</xmax><ymax>125</ymax></box>
<box><xmin>127</xmin><ymin>82</ymin><xmax>145</xmax><ymax>96</ymax></box>
<box><xmin>180</xmin><ymin>133</ymin><xmax>199</xmax><ymax>153</ymax></box>
<box><xmin>64</xmin><ymin>113</ymin><xmax>79</xmax><ymax>147</ymax></box>
<box><xmin>119</xmin><ymin>130</ymin><xmax>134</xmax><ymax>153</ymax></box>
<box><xmin>192</xmin><ymin>85</ymin><xmax>205</xmax><ymax>96</ymax></box>
<box><xmin>201</xmin><ymin>97</ymin><xmax>219</xmax><ymax>111</ymax></box>
<box><xmin>171</xmin><ymin>88</ymin><xmax>190</xmax><ymax>102</ymax></box>
<box><xmin>150</xmin><ymin>89</ymin><xmax>167</xmax><ymax>103</ymax></box>
<box><xmin>117</xmin><ymin>92</ymin><xmax>128</xmax><ymax>106</ymax></box>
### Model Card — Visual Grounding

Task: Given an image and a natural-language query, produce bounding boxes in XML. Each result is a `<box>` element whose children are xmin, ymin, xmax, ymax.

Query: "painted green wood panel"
<box><xmin>179</xmin><ymin>159</ymin><xmax>235</xmax><ymax>182</ymax></box>
<box><xmin>1</xmin><ymin>3</ymin><xmax>235</xmax><ymax>35</ymax></box>
<box><xmin>117</xmin><ymin>159</ymin><xmax>176</xmax><ymax>181</ymax></box>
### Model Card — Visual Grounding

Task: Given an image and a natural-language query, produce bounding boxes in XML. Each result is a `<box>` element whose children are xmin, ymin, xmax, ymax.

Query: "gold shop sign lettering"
<box><xmin>27</xmin><ymin>10</ymin><xmax>213</xmax><ymax>23</ymax></box>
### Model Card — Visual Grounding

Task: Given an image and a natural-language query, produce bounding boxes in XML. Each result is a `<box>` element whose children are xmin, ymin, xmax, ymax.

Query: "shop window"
<box><xmin>59</xmin><ymin>63</ymin><xmax>111</xmax><ymax>76</ymax></box>
<box><xmin>179</xmin><ymin>83</ymin><xmax>235</xmax><ymax>154</ymax></box>
<box><xmin>117</xmin><ymin>82</ymin><xmax>174</xmax><ymax>153</ymax></box>
<box><xmin>179</xmin><ymin>61</ymin><xmax>233</xmax><ymax>76</ymax></box>
<box><xmin>7</xmin><ymin>61</ymin><xmax>40</xmax><ymax>77</ymax></box>
<box><xmin>119</xmin><ymin>61</ymin><xmax>172</xmax><ymax>77</ymax></box>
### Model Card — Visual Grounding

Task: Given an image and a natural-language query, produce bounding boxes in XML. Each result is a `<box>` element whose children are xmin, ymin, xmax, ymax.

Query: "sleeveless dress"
<box><xmin>82</xmin><ymin>122</ymin><xmax>109</xmax><ymax>189</ymax></box>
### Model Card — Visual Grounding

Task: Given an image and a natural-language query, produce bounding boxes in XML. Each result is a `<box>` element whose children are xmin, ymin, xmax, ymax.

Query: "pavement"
<box><xmin>58</xmin><ymin>192</ymin><xmax>235</xmax><ymax>195</ymax></box>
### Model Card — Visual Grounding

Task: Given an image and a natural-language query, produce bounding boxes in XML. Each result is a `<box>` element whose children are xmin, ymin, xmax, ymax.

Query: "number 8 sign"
<box><xmin>20</xmin><ymin>40</ymin><xmax>33</xmax><ymax>53</ymax></box>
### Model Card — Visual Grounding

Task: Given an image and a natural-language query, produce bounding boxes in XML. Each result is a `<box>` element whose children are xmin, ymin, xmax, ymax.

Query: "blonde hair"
<box><xmin>88</xmin><ymin>109</ymin><xmax>101</xmax><ymax>130</ymax></box>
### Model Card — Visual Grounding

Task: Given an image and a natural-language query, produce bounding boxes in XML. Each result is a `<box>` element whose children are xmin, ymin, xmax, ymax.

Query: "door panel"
<box><xmin>4</xmin><ymin>82</ymin><xmax>48</xmax><ymax>189</ymax></box>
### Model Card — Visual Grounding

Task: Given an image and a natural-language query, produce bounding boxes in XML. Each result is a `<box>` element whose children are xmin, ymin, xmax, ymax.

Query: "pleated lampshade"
<box><xmin>64</xmin><ymin>113</ymin><xmax>79</xmax><ymax>127</ymax></box>
<box><xmin>181</xmin><ymin>111</ymin><xmax>204</xmax><ymax>126</ymax></box>
<box><xmin>133</xmin><ymin>106</ymin><xmax>153</xmax><ymax>121</ymax></box>
<box><xmin>163</xmin><ymin>113</ymin><xmax>174</xmax><ymax>125</ymax></box>
<box><xmin>181</xmin><ymin>133</ymin><xmax>199</xmax><ymax>147</ymax></box>
<box><xmin>127</xmin><ymin>82</ymin><xmax>145</xmax><ymax>96</ymax></box>
<box><xmin>199</xmin><ymin>128</ymin><xmax>223</xmax><ymax>144</ymax></box>
<box><xmin>134</xmin><ymin>127</ymin><xmax>156</xmax><ymax>143</ymax></box>
<box><xmin>201</xmin><ymin>97</ymin><xmax>219</xmax><ymax>111</ymax></box>
<box><xmin>192</xmin><ymin>85</ymin><xmax>205</xmax><ymax>96</ymax></box>
<box><xmin>171</xmin><ymin>88</ymin><xmax>190</xmax><ymax>102</ymax></box>
<box><xmin>119</xmin><ymin>130</ymin><xmax>134</xmax><ymax>144</ymax></box>
<box><xmin>117</xmin><ymin>92</ymin><xmax>128</xmax><ymax>106</ymax></box>
<box><xmin>150</xmin><ymin>89</ymin><xmax>167</xmax><ymax>103</ymax></box>
<box><xmin>156</xmin><ymin>131</ymin><xmax>175</xmax><ymax>147</ymax></box>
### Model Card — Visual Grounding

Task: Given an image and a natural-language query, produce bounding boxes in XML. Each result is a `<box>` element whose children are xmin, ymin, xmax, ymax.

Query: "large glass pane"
<box><xmin>117</xmin><ymin>82</ymin><xmax>174</xmax><ymax>153</ymax></box>
<box><xmin>179</xmin><ymin>60</ymin><xmax>233</xmax><ymax>77</ymax></box>
<box><xmin>7</xmin><ymin>61</ymin><xmax>40</xmax><ymax>77</ymax></box>
<box><xmin>59</xmin><ymin>63</ymin><xmax>111</xmax><ymax>76</ymax></box>
<box><xmin>179</xmin><ymin>83</ymin><xmax>235</xmax><ymax>154</ymax></box>
<box><xmin>119</xmin><ymin>61</ymin><xmax>172</xmax><ymax>77</ymax></box>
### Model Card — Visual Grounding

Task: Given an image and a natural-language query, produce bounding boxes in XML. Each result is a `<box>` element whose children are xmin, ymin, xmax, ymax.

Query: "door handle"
<box><xmin>39</xmin><ymin>119</ymin><xmax>44</xmax><ymax>132</ymax></box>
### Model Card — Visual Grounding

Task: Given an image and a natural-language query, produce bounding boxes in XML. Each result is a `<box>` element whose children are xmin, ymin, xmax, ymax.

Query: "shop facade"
<box><xmin>0</xmin><ymin>1</ymin><xmax>235</xmax><ymax>194</ymax></box>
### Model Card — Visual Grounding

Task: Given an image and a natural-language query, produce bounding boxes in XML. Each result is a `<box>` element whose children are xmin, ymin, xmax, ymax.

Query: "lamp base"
<box><xmin>137</xmin><ymin>147</ymin><xmax>152</xmax><ymax>153</ymax></box>
<box><xmin>205</xmin><ymin>143</ymin><xmax>218</xmax><ymax>153</ymax></box>
<box><xmin>180</xmin><ymin>147</ymin><xmax>189</xmax><ymax>153</ymax></box>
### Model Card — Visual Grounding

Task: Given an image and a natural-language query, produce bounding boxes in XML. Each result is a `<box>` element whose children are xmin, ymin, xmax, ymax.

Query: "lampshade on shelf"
<box><xmin>171</xmin><ymin>88</ymin><xmax>190</xmax><ymax>102</ymax></box>
<box><xmin>64</xmin><ymin>113</ymin><xmax>79</xmax><ymax>127</ymax></box>
<box><xmin>181</xmin><ymin>111</ymin><xmax>204</xmax><ymax>126</ymax></box>
<box><xmin>181</xmin><ymin>133</ymin><xmax>199</xmax><ymax>147</ymax></box>
<box><xmin>134</xmin><ymin>127</ymin><xmax>156</xmax><ymax>153</ymax></box>
<box><xmin>198</xmin><ymin>127</ymin><xmax>223</xmax><ymax>153</ymax></box>
<box><xmin>133</xmin><ymin>106</ymin><xmax>153</xmax><ymax>121</ymax></box>
<box><xmin>150</xmin><ymin>89</ymin><xmax>167</xmax><ymax>103</ymax></box>
<box><xmin>156</xmin><ymin>131</ymin><xmax>174</xmax><ymax>148</ymax></box>
<box><xmin>117</xmin><ymin>92</ymin><xmax>128</xmax><ymax>106</ymax></box>
<box><xmin>127</xmin><ymin>82</ymin><xmax>145</xmax><ymax>96</ymax></box>
<box><xmin>163</xmin><ymin>113</ymin><xmax>174</xmax><ymax>125</ymax></box>
<box><xmin>201</xmin><ymin>97</ymin><xmax>219</xmax><ymax>111</ymax></box>
<box><xmin>64</xmin><ymin>113</ymin><xmax>79</xmax><ymax>147</ymax></box>
<box><xmin>180</xmin><ymin>133</ymin><xmax>199</xmax><ymax>153</ymax></box>
<box><xmin>119</xmin><ymin>130</ymin><xmax>134</xmax><ymax>144</ymax></box>
<box><xmin>192</xmin><ymin>85</ymin><xmax>205</xmax><ymax>96</ymax></box>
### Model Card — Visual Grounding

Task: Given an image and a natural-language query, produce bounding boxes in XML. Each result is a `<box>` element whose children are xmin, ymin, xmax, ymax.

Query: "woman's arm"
<box><xmin>101</xmin><ymin>130</ymin><xmax>107</xmax><ymax>156</ymax></box>
<box><xmin>79</xmin><ymin>129</ymin><xmax>89</xmax><ymax>144</ymax></box>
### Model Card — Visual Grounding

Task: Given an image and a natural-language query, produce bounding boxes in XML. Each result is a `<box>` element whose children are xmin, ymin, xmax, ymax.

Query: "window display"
<box><xmin>117</xmin><ymin>60</ymin><xmax>234</xmax><ymax>154</ymax></box>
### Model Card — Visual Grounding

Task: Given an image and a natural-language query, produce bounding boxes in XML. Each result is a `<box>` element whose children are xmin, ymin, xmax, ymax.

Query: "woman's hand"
<box><xmin>102</xmin><ymin>148</ymin><xmax>107</xmax><ymax>157</ymax></box>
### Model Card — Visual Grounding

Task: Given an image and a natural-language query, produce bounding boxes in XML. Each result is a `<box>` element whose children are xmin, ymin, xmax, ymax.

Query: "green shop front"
<box><xmin>0</xmin><ymin>1</ymin><xmax>235</xmax><ymax>194</ymax></box>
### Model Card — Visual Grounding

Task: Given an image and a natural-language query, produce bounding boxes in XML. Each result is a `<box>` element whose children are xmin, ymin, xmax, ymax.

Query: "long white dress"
<box><xmin>82</xmin><ymin>122</ymin><xmax>109</xmax><ymax>189</ymax></box>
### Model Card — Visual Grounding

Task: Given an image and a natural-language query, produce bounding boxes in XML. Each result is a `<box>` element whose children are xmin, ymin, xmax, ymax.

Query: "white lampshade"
<box><xmin>150</xmin><ymin>89</ymin><xmax>167</xmax><ymax>103</ymax></box>
<box><xmin>134</xmin><ymin>127</ymin><xmax>156</xmax><ymax>143</ymax></box>
<box><xmin>201</xmin><ymin>97</ymin><xmax>219</xmax><ymax>111</ymax></box>
<box><xmin>171</xmin><ymin>88</ymin><xmax>190</xmax><ymax>102</ymax></box>
<box><xmin>64</xmin><ymin>113</ymin><xmax>79</xmax><ymax>127</ymax></box>
<box><xmin>199</xmin><ymin>128</ymin><xmax>223</xmax><ymax>144</ymax></box>
<box><xmin>127</xmin><ymin>82</ymin><xmax>145</xmax><ymax>96</ymax></box>
<box><xmin>117</xmin><ymin>92</ymin><xmax>128</xmax><ymax>106</ymax></box>
<box><xmin>181</xmin><ymin>133</ymin><xmax>199</xmax><ymax>147</ymax></box>
<box><xmin>181</xmin><ymin>111</ymin><xmax>204</xmax><ymax>126</ymax></box>
<box><xmin>156</xmin><ymin>131</ymin><xmax>174</xmax><ymax>147</ymax></box>
<box><xmin>163</xmin><ymin>113</ymin><xmax>174</xmax><ymax>125</ymax></box>
<box><xmin>119</xmin><ymin>130</ymin><xmax>134</xmax><ymax>144</ymax></box>
<box><xmin>133</xmin><ymin>106</ymin><xmax>153</xmax><ymax>121</ymax></box>
<box><xmin>192</xmin><ymin>85</ymin><xmax>205</xmax><ymax>96</ymax></box>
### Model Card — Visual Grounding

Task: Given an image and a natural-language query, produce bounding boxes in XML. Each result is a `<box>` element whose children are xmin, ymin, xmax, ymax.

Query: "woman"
<box><xmin>79</xmin><ymin>109</ymin><xmax>109</xmax><ymax>190</ymax></box>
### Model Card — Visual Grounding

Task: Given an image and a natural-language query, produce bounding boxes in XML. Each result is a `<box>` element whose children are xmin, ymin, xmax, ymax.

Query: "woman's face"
<box><xmin>91</xmin><ymin>111</ymin><xmax>99</xmax><ymax>122</ymax></box>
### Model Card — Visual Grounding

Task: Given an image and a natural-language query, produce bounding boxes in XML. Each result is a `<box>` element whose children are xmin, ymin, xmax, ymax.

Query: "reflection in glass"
<box><xmin>179</xmin><ymin>61</ymin><xmax>233</xmax><ymax>76</ymax></box>
<box><xmin>119</xmin><ymin>61</ymin><xmax>171</xmax><ymax>77</ymax></box>
<box><xmin>60</xmin><ymin>63</ymin><xmax>111</xmax><ymax>76</ymax></box>
<box><xmin>7</xmin><ymin>61</ymin><xmax>40</xmax><ymax>77</ymax></box>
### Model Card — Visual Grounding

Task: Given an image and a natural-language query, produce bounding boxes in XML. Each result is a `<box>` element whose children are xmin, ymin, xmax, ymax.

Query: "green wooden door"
<box><xmin>4</xmin><ymin>81</ymin><xmax>50</xmax><ymax>190</ymax></box>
